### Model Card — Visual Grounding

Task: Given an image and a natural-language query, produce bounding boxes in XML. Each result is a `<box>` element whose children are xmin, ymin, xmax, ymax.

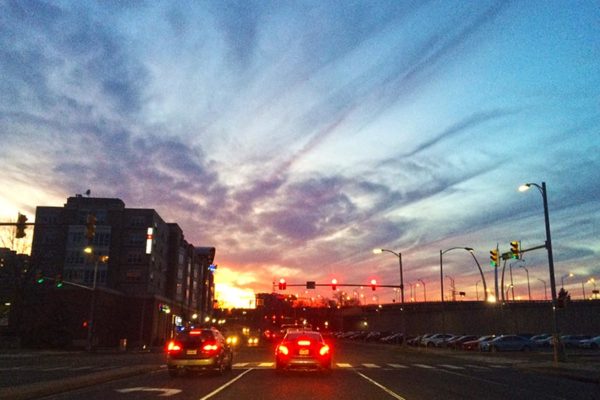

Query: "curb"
<box><xmin>0</xmin><ymin>365</ymin><xmax>162</xmax><ymax>400</ymax></box>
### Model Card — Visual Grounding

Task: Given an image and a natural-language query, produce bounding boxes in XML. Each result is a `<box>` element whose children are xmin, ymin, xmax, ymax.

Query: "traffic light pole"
<box><xmin>86</xmin><ymin>258</ymin><xmax>99</xmax><ymax>352</ymax></box>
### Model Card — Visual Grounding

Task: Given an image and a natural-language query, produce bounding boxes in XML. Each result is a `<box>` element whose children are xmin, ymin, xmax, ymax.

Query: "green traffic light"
<box><xmin>56</xmin><ymin>281</ymin><xmax>63</xmax><ymax>288</ymax></box>
<box><xmin>36</xmin><ymin>277</ymin><xmax>45</xmax><ymax>284</ymax></box>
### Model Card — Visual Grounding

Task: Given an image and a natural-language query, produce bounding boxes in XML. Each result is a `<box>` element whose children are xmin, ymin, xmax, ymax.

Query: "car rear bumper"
<box><xmin>276</xmin><ymin>356</ymin><xmax>331</xmax><ymax>370</ymax></box>
<box><xmin>167</xmin><ymin>357</ymin><xmax>218</xmax><ymax>369</ymax></box>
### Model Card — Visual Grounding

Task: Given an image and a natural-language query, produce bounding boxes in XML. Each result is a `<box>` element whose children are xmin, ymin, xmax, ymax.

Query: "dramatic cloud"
<box><xmin>1</xmin><ymin>1</ymin><xmax>599</xmax><ymax>305</ymax></box>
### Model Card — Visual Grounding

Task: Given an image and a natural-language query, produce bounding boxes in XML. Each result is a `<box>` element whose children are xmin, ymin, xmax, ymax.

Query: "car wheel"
<box><xmin>591</xmin><ymin>343</ymin><xmax>598</xmax><ymax>350</ymax></box>
<box><xmin>490</xmin><ymin>346</ymin><xmax>497</xmax><ymax>353</ymax></box>
<box><xmin>227</xmin><ymin>354</ymin><xmax>234</xmax><ymax>371</ymax></box>
<box><xmin>522</xmin><ymin>346</ymin><xmax>531</xmax><ymax>352</ymax></box>
<box><xmin>427</xmin><ymin>342</ymin><xmax>434</xmax><ymax>348</ymax></box>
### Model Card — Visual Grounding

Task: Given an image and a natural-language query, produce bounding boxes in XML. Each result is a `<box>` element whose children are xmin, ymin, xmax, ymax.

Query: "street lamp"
<box><xmin>440</xmin><ymin>247</ymin><xmax>488</xmax><ymax>302</ymax></box>
<box><xmin>519</xmin><ymin>264</ymin><xmax>531</xmax><ymax>301</ymax></box>
<box><xmin>475</xmin><ymin>280</ymin><xmax>481</xmax><ymax>301</ymax></box>
<box><xmin>83</xmin><ymin>245</ymin><xmax>108</xmax><ymax>352</ymax></box>
<box><xmin>373</xmin><ymin>247</ymin><xmax>407</xmax><ymax>347</ymax></box>
<box><xmin>373</xmin><ymin>249</ymin><xmax>404</xmax><ymax>304</ymax></box>
<box><xmin>417</xmin><ymin>279</ymin><xmax>426</xmax><ymax>302</ymax></box>
<box><xmin>519</xmin><ymin>181</ymin><xmax>564</xmax><ymax>362</ymax></box>
<box><xmin>537</xmin><ymin>278</ymin><xmax>548</xmax><ymax>301</ymax></box>
<box><xmin>561</xmin><ymin>272</ymin><xmax>574</xmax><ymax>289</ymax></box>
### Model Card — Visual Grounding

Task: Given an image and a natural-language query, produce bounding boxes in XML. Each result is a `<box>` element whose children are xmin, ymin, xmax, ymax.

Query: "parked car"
<box><xmin>481</xmin><ymin>335</ymin><xmax>535</xmax><ymax>352</ymax></box>
<box><xmin>447</xmin><ymin>335</ymin><xmax>479</xmax><ymax>349</ymax></box>
<box><xmin>422</xmin><ymin>334</ymin><xmax>456</xmax><ymax>348</ymax></box>
<box><xmin>380</xmin><ymin>332</ymin><xmax>404</xmax><ymax>345</ymax></box>
<box><xmin>462</xmin><ymin>335</ymin><xmax>495</xmax><ymax>351</ymax></box>
<box><xmin>560</xmin><ymin>334</ymin><xmax>591</xmax><ymax>348</ymax></box>
<box><xmin>578</xmin><ymin>335</ymin><xmax>600</xmax><ymax>349</ymax></box>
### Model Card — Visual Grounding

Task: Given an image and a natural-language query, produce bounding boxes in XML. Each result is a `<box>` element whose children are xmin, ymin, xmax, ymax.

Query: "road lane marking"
<box><xmin>465</xmin><ymin>364</ymin><xmax>489</xmax><ymax>369</ymax></box>
<box><xmin>355</xmin><ymin>371</ymin><xmax>407</xmax><ymax>400</ymax></box>
<box><xmin>233</xmin><ymin>363</ymin><xmax>249</xmax><ymax>367</ymax></box>
<box><xmin>258</xmin><ymin>362</ymin><xmax>274</xmax><ymax>367</ymax></box>
<box><xmin>363</xmin><ymin>363</ymin><xmax>380</xmax><ymax>368</ymax></box>
<box><xmin>490</xmin><ymin>365</ymin><xmax>508</xmax><ymax>368</ymax></box>
<box><xmin>388</xmin><ymin>364</ymin><xmax>408</xmax><ymax>369</ymax></box>
<box><xmin>413</xmin><ymin>363</ymin><xmax>435</xmax><ymax>369</ymax></box>
<box><xmin>439</xmin><ymin>364</ymin><xmax>464</xmax><ymax>370</ymax></box>
<box><xmin>198</xmin><ymin>368</ymin><xmax>254</xmax><ymax>400</ymax></box>
<box><xmin>337</xmin><ymin>363</ymin><xmax>353</xmax><ymax>368</ymax></box>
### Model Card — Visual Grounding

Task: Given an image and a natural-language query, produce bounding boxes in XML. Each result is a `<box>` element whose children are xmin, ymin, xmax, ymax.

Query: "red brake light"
<box><xmin>189</xmin><ymin>330</ymin><xmax>202</xmax><ymax>335</ymax></box>
<box><xmin>202</xmin><ymin>343</ymin><xmax>219</xmax><ymax>352</ymax></box>
<box><xmin>278</xmin><ymin>344</ymin><xmax>289</xmax><ymax>355</ymax></box>
<box><xmin>297</xmin><ymin>340</ymin><xmax>311</xmax><ymax>346</ymax></box>
<box><xmin>166</xmin><ymin>341</ymin><xmax>182</xmax><ymax>353</ymax></box>
<box><xmin>319</xmin><ymin>344</ymin><xmax>330</xmax><ymax>356</ymax></box>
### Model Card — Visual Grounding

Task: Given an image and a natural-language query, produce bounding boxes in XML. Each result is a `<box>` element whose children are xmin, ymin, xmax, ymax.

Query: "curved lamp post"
<box><xmin>519</xmin><ymin>181</ymin><xmax>564</xmax><ymax>363</ymax></box>
<box><xmin>373</xmin><ymin>249</ymin><xmax>404</xmax><ymax>304</ymax></box>
<box><xmin>440</xmin><ymin>247</ymin><xmax>488</xmax><ymax>302</ymax></box>
<box><xmin>519</xmin><ymin>264</ymin><xmax>531</xmax><ymax>301</ymax></box>
<box><xmin>417</xmin><ymin>279</ymin><xmax>426</xmax><ymax>302</ymax></box>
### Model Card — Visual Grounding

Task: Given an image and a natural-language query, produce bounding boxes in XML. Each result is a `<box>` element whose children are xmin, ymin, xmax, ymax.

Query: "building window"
<box><xmin>128</xmin><ymin>233</ymin><xmax>145</xmax><ymax>245</ymax></box>
<box><xmin>127</xmin><ymin>251</ymin><xmax>143</xmax><ymax>264</ymax></box>
<box><xmin>66</xmin><ymin>251</ymin><xmax>85</xmax><ymax>265</ymax></box>
<box><xmin>68</xmin><ymin>232</ymin><xmax>84</xmax><ymax>245</ymax></box>
<box><xmin>130</xmin><ymin>216</ymin><xmax>145</xmax><ymax>227</ymax></box>
<box><xmin>91</xmin><ymin>232</ymin><xmax>111</xmax><ymax>247</ymax></box>
<box><xmin>125</xmin><ymin>270</ymin><xmax>142</xmax><ymax>282</ymax></box>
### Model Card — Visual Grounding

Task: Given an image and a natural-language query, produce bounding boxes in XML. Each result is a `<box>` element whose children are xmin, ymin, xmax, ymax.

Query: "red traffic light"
<box><xmin>370</xmin><ymin>279</ymin><xmax>377</xmax><ymax>291</ymax></box>
<box><xmin>278</xmin><ymin>278</ymin><xmax>287</xmax><ymax>290</ymax></box>
<box><xmin>331</xmin><ymin>278</ymin><xmax>338</xmax><ymax>291</ymax></box>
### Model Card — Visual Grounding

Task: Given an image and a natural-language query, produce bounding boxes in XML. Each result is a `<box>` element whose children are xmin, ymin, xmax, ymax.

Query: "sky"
<box><xmin>1</xmin><ymin>0</ymin><xmax>599</xmax><ymax>308</ymax></box>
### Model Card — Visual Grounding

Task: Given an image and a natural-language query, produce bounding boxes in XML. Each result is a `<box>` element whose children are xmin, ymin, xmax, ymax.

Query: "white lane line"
<box><xmin>71</xmin><ymin>366</ymin><xmax>94</xmax><ymax>371</ymax></box>
<box><xmin>363</xmin><ymin>363</ymin><xmax>380</xmax><ymax>368</ymax></box>
<box><xmin>439</xmin><ymin>364</ymin><xmax>465</xmax><ymax>370</ymax></box>
<box><xmin>388</xmin><ymin>364</ymin><xmax>408</xmax><ymax>369</ymax></box>
<box><xmin>337</xmin><ymin>363</ymin><xmax>353</xmax><ymax>368</ymax></box>
<box><xmin>198</xmin><ymin>368</ymin><xmax>254</xmax><ymax>400</ymax></box>
<box><xmin>466</xmin><ymin>364</ymin><xmax>490</xmax><ymax>369</ymax></box>
<box><xmin>355</xmin><ymin>371</ymin><xmax>407</xmax><ymax>400</ymax></box>
<box><xmin>232</xmin><ymin>362</ymin><xmax>249</xmax><ymax>367</ymax></box>
<box><xmin>413</xmin><ymin>363</ymin><xmax>435</xmax><ymax>369</ymax></box>
<box><xmin>490</xmin><ymin>365</ymin><xmax>508</xmax><ymax>368</ymax></box>
<box><xmin>41</xmin><ymin>367</ymin><xmax>69</xmax><ymax>371</ymax></box>
<box><xmin>258</xmin><ymin>362</ymin><xmax>274</xmax><ymax>367</ymax></box>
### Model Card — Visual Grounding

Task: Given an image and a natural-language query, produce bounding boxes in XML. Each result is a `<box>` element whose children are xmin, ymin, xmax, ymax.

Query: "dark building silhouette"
<box><xmin>24</xmin><ymin>195</ymin><xmax>216</xmax><ymax>348</ymax></box>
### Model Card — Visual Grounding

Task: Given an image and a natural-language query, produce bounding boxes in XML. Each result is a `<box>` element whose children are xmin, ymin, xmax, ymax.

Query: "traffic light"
<box><xmin>278</xmin><ymin>278</ymin><xmax>286</xmax><ymax>290</ymax></box>
<box><xmin>16</xmin><ymin>213</ymin><xmax>28</xmax><ymax>238</ymax></box>
<box><xmin>371</xmin><ymin>279</ymin><xmax>377</xmax><ymax>291</ymax></box>
<box><xmin>55</xmin><ymin>274</ymin><xmax>63</xmax><ymax>288</ymax></box>
<box><xmin>490</xmin><ymin>249</ymin><xmax>498</xmax><ymax>267</ymax></box>
<box><xmin>35</xmin><ymin>270</ymin><xmax>45</xmax><ymax>284</ymax></box>
<box><xmin>510</xmin><ymin>241</ymin><xmax>520</xmax><ymax>259</ymax></box>
<box><xmin>331</xmin><ymin>278</ymin><xmax>337</xmax><ymax>291</ymax></box>
<box><xmin>85</xmin><ymin>213</ymin><xmax>97</xmax><ymax>242</ymax></box>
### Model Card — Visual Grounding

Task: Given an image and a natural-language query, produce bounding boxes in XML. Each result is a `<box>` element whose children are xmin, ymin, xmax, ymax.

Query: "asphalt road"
<box><xmin>2</xmin><ymin>342</ymin><xmax>599</xmax><ymax>400</ymax></box>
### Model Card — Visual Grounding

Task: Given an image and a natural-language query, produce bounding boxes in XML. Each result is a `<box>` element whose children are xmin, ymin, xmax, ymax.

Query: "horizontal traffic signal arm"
<box><xmin>0</xmin><ymin>222</ymin><xmax>36</xmax><ymax>226</ymax></box>
<box><xmin>34</xmin><ymin>275</ymin><xmax>94</xmax><ymax>291</ymax></box>
<box><xmin>279</xmin><ymin>283</ymin><xmax>403</xmax><ymax>288</ymax></box>
<box><xmin>501</xmin><ymin>243</ymin><xmax>547</xmax><ymax>260</ymax></box>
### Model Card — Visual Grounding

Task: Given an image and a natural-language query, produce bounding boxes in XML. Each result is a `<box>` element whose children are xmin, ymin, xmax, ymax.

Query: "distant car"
<box><xmin>462</xmin><ymin>335</ymin><xmax>495</xmax><ymax>351</ymax></box>
<box><xmin>422</xmin><ymin>333</ymin><xmax>455</xmax><ymax>348</ymax></box>
<box><xmin>165</xmin><ymin>328</ymin><xmax>234</xmax><ymax>377</ymax></box>
<box><xmin>447</xmin><ymin>335</ymin><xmax>479</xmax><ymax>349</ymax></box>
<box><xmin>246</xmin><ymin>336</ymin><xmax>260</xmax><ymax>347</ymax></box>
<box><xmin>482</xmin><ymin>335</ymin><xmax>535</xmax><ymax>352</ymax></box>
<box><xmin>578</xmin><ymin>335</ymin><xmax>600</xmax><ymax>349</ymax></box>
<box><xmin>275</xmin><ymin>330</ymin><xmax>332</xmax><ymax>372</ymax></box>
<box><xmin>560</xmin><ymin>335</ymin><xmax>591</xmax><ymax>348</ymax></box>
